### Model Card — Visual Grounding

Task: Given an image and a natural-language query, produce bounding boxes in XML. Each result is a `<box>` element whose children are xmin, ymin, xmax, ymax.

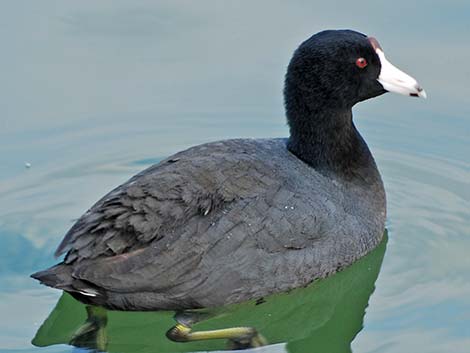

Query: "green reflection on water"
<box><xmin>32</xmin><ymin>232</ymin><xmax>387</xmax><ymax>353</ymax></box>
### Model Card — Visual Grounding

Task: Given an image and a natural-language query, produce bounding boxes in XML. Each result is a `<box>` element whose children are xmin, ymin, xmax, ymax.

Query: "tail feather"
<box><xmin>31</xmin><ymin>264</ymin><xmax>74</xmax><ymax>289</ymax></box>
<box><xmin>31</xmin><ymin>264</ymin><xmax>101</xmax><ymax>298</ymax></box>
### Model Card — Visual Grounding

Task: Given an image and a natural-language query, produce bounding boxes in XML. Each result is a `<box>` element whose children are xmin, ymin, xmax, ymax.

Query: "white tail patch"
<box><xmin>77</xmin><ymin>289</ymin><xmax>99</xmax><ymax>297</ymax></box>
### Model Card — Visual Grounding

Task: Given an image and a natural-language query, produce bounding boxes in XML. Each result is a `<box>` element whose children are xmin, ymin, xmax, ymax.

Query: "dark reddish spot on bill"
<box><xmin>368</xmin><ymin>37</ymin><xmax>382</xmax><ymax>51</ymax></box>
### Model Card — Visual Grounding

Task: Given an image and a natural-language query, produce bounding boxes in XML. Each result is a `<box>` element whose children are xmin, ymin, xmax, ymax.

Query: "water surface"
<box><xmin>1</xmin><ymin>1</ymin><xmax>469</xmax><ymax>352</ymax></box>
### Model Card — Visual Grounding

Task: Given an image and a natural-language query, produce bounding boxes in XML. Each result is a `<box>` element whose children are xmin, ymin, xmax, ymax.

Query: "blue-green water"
<box><xmin>1</xmin><ymin>1</ymin><xmax>469</xmax><ymax>352</ymax></box>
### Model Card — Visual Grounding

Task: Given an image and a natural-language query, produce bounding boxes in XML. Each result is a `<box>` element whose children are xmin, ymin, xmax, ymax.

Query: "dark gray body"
<box><xmin>34</xmin><ymin>138</ymin><xmax>385</xmax><ymax>310</ymax></box>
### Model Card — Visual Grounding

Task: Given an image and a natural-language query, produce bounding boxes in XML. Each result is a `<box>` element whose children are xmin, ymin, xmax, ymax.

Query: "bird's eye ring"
<box><xmin>356</xmin><ymin>57</ymin><xmax>368</xmax><ymax>69</ymax></box>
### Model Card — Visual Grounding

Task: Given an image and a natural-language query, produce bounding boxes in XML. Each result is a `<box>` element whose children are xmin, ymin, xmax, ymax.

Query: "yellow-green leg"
<box><xmin>166</xmin><ymin>311</ymin><xmax>267</xmax><ymax>349</ymax></box>
<box><xmin>70</xmin><ymin>305</ymin><xmax>108</xmax><ymax>352</ymax></box>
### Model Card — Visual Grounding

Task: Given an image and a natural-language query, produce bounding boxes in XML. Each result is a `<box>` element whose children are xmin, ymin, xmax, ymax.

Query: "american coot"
<box><xmin>32</xmin><ymin>30</ymin><xmax>425</xmax><ymax>313</ymax></box>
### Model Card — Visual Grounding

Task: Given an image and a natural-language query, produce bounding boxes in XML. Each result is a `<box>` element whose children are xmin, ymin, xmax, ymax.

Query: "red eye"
<box><xmin>355</xmin><ymin>57</ymin><xmax>368</xmax><ymax>69</ymax></box>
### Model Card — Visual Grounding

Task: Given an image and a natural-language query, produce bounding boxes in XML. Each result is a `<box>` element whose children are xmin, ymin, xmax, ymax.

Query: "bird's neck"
<box><xmin>287</xmin><ymin>108</ymin><xmax>376</xmax><ymax>179</ymax></box>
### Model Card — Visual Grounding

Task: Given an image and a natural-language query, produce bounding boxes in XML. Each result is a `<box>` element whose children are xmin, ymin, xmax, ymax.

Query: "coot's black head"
<box><xmin>284</xmin><ymin>29</ymin><xmax>426</xmax><ymax>114</ymax></box>
<box><xmin>285</xmin><ymin>29</ymin><xmax>426</xmax><ymax>174</ymax></box>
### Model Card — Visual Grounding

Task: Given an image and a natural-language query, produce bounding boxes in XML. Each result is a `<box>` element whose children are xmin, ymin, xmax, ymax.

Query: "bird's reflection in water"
<box><xmin>32</xmin><ymin>232</ymin><xmax>387</xmax><ymax>353</ymax></box>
